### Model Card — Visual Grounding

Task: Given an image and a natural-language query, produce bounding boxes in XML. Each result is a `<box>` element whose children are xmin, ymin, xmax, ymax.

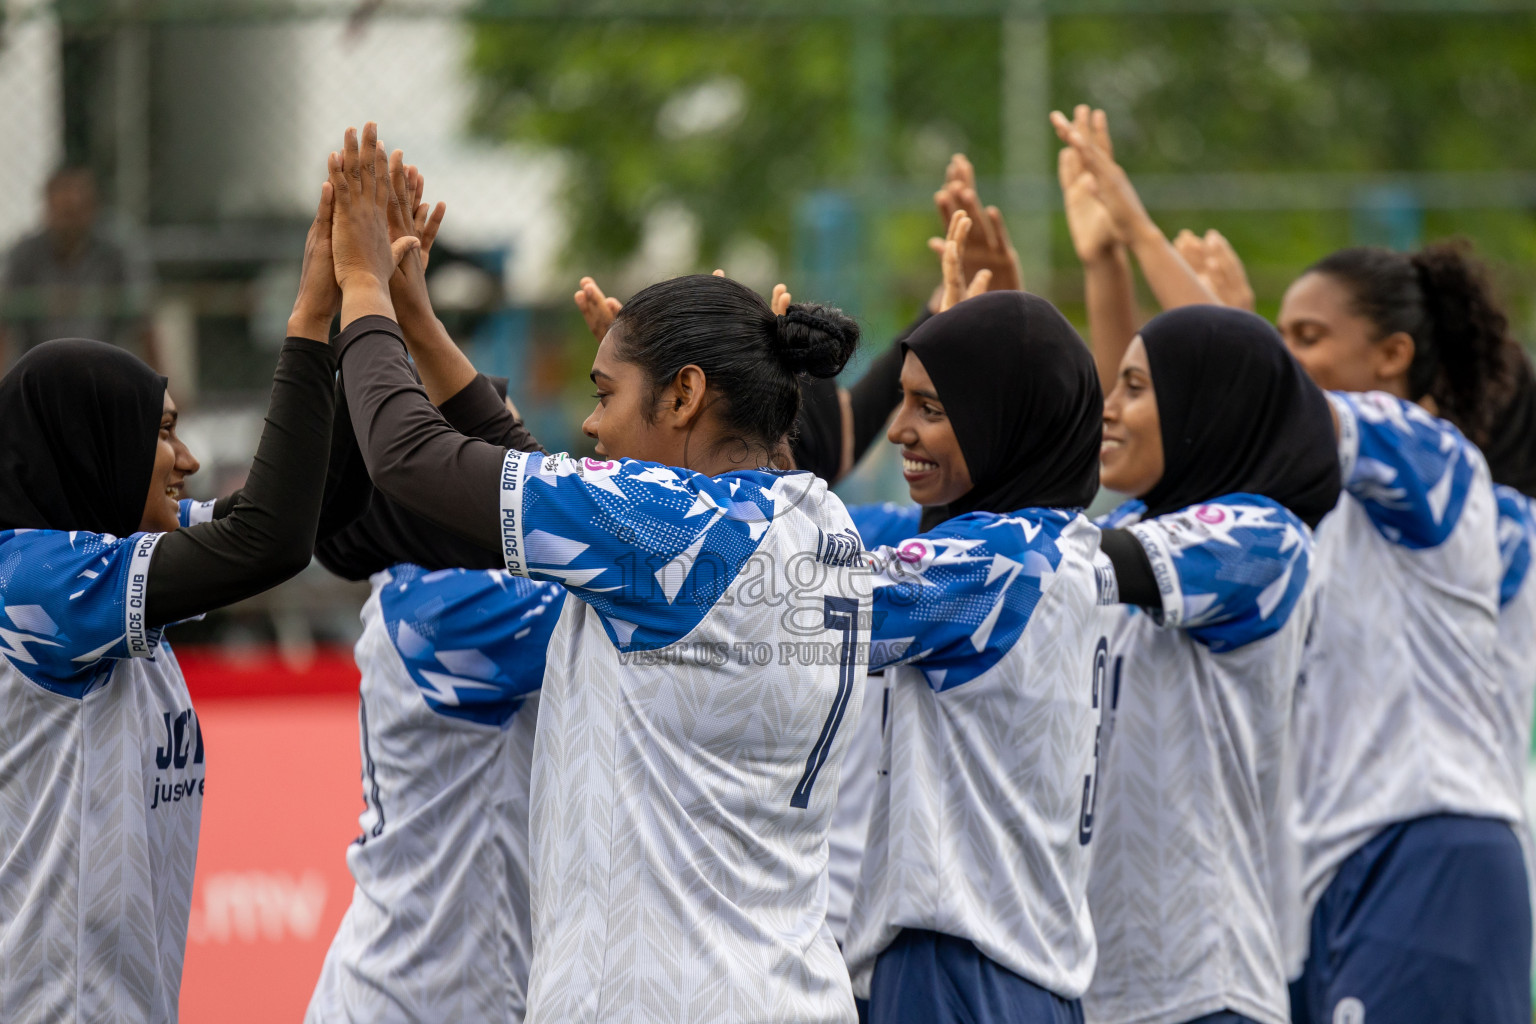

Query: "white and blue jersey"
<box><xmin>496</xmin><ymin>452</ymin><xmax>870</xmax><ymax>1024</ymax></box>
<box><xmin>1293</xmin><ymin>392</ymin><xmax>1518</xmax><ymax>912</ymax></box>
<box><xmin>0</xmin><ymin>527</ymin><xmax>203</xmax><ymax>1023</ymax></box>
<box><xmin>826</xmin><ymin>501</ymin><xmax>921</xmax><ymax>944</ymax></box>
<box><xmin>848</xmin><ymin>502</ymin><xmax>922</xmax><ymax>551</ymax></box>
<box><xmin>823</xmin><ymin>503</ymin><xmax>924</xmax><ymax>946</ymax></box>
<box><xmin>841</xmin><ymin>508</ymin><xmax>1103</xmax><ymax>1001</ymax></box>
<box><xmin>1492</xmin><ymin>485</ymin><xmax>1536</xmax><ymax>932</ymax></box>
<box><xmin>1083</xmin><ymin>497</ymin><xmax>1315</xmax><ymax>1024</ymax></box>
<box><xmin>306</xmin><ymin>565</ymin><xmax>563</xmax><ymax>1024</ymax></box>
<box><xmin>178</xmin><ymin>498</ymin><xmax>215</xmax><ymax>528</ymax></box>
<box><xmin>1495</xmin><ymin>485</ymin><xmax>1536</xmax><ymax>798</ymax></box>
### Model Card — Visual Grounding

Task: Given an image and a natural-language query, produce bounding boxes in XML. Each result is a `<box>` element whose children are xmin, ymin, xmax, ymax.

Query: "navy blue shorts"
<box><xmin>1294</xmin><ymin>814</ymin><xmax>1531</xmax><ymax>1024</ymax></box>
<box><xmin>868</xmin><ymin>929</ymin><xmax>1082</xmax><ymax>1024</ymax></box>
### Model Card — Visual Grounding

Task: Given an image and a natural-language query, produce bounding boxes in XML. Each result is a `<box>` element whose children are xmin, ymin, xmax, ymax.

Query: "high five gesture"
<box><xmin>328</xmin><ymin>122</ymin><xmax>419</xmax><ymax>327</ymax></box>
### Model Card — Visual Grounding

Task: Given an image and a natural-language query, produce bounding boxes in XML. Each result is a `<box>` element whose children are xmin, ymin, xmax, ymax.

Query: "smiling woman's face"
<box><xmin>886</xmin><ymin>350</ymin><xmax>972</xmax><ymax>508</ymax></box>
<box><xmin>138</xmin><ymin>392</ymin><xmax>200</xmax><ymax>533</ymax></box>
<box><xmin>1100</xmin><ymin>335</ymin><xmax>1164</xmax><ymax>498</ymax></box>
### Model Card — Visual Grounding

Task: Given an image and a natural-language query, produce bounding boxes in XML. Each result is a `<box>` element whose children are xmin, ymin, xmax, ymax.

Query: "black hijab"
<box><xmin>904</xmin><ymin>291</ymin><xmax>1103</xmax><ymax>531</ymax></box>
<box><xmin>0</xmin><ymin>338</ymin><xmax>166</xmax><ymax>536</ymax></box>
<box><xmin>1138</xmin><ymin>305</ymin><xmax>1340</xmax><ymax>528</ymax></box>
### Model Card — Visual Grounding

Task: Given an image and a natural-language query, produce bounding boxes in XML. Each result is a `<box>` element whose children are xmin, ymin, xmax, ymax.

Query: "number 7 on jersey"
<box><xmin>791</xmin><ymin>596</ymin><xmax>861</xmax><ymax>809</ymax></box>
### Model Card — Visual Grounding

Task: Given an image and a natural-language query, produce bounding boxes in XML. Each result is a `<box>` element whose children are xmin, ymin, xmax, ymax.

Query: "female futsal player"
<box><xmin>306</xmin><ymin>359</ymin><xmax>565</xmax><ymax>1021</ymax></box>
<box><xmin>0</xmin><ymin>179</ymin><xmax>396</xmax><ymax>1022</ymax></box>
<box><xmin>1054</xmin><ymin>105</ymin><xmax>1530</xmax><ymax>1024</ymax></box>
<box><xmin>328</xmin><ymin>122</ymin><xmax>868</xmax><ymax>1024</ymax></box>
<box><xmin>1276</xmin><ymin>244</ymin><xmax>1532</xmax><ymax>1024</ymax></box>
<box><xmin>1084</xmin><ymin>306</ymin><xmax>1337</xmax><ymax>1024</ymax></box>
<box><xmin>306</xmin><ymin>555</ymin><xmax>562</xmax><ymax>1024</ymax></box>
<box><xmin>839</xmin><ymin>287</ymin><xmax>1106</xmax><ymax>1024</ymax></box>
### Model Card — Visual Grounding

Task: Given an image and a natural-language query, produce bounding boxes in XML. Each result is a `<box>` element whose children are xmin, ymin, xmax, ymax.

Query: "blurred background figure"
<box><xmin>0</xmin><ymin>165</ymin><xmax>154</xmax><ymax>368</ymax></box>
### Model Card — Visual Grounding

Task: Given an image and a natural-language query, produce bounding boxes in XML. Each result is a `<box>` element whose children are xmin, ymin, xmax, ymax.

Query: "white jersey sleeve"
<box><xmin>1495</xmin><ymin>486</ymin><xmax>1536</xmax><ymax>794</ymax></box>
<box><xmin>1125</xmin><ymin>495</ymin><xmax>1312</xmax><ymax>651</ymax></box>
<box><xmin>844</xmin><ymin>509</ymin><xmax>1102</xmax><ymax>1000</ymax></box>
<box><xmin>1084</xmin><ymin>497</ymin><xmax>1314</xmax><ymax>1024</ymax></box>
<box><xmin>498</xmin><ymin>450</ymin><xmax>839</xmax><ymax>651</ymax></box>
<box><xmin>308</xmin><ymin>566</ymin><xmax>562</xmax><ymax>1024</ymax></box>
<box><xmin>1332</xmin><ymin>389</ymin><xmax>1477</xmax><ymax>549</ymax></box>
<box><xmin>177</xmin><ymin>498</ymin><xmax>216</xmax><ymax>528</ymax></box>
<box><xmin>0</xmin><ymin>527</ymin><xmax>166</xmax><ymax>687</ymax></box>
<box><xmin>0</xmin><ymin>528</ymin><xmax>201</xmax><ymax>1023</ymax></box>
<box><xmin>1294</xmin><ymin>392</ymin><xmax>1514</xmax><ymax>910</ymax></box>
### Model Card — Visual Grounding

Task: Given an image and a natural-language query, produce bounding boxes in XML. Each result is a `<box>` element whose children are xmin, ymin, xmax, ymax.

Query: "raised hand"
<box><xmin>1173</xmin><ymin>229</ymin><xmax>1211</xmax><ymax>282</ymax></box>
<box><xmin>380</xmin><ymin>153</ymin><xmax>448</xmax><ymax>333</ymax></box>
<box><xmin>328</xmin><ymin>123</ymin><xmax>419</xmax><ymax>325</ymax></box>
<box><xmin>1174</xmin><ymin>229</ymin><xmax>1256</xmax><ymax>310</ymax></box>
<box><xmin>574</xmin><ymin>277</ymin><xmax>623</xmax><ymax>342</ymax></box>
<box><xmin>1051</xmin><ymin>106</ymin><xmax>1215</xmax><ymax>311</ymax></box>
<box><xmin>1049</xmin><ymin>107</ymin><xmax>1155</xmax><ymax>250</ymax></box>
<box><xmin>1201</xmin><ymin>229</ymin><xmax>1255</xmax><ymax>311</ymax></box>
<box><xmin>384</xmin><ymin>149</ymin><xmax>415</xmax><ymax>251</ymax></box>
<box><xmin>937</xmin><ymin>209</ymin><xmax>992</xmax><ymax>314</ymax></box>
<box><xmin>288</xmin><ymin>181</ymin><xmax>341</xmax><ymax>342</ymax></box>
<box><xmin>1057</xmin><ymin>106</ymin><xmax>1123</xmax><ymax>265</ymax></box>
<box><xmin>929</xmin><ymin>153</ymin><xmax>1022</xmax><ymax>292</ymax></box>
<box><xmin>385</xmin><ymin>153</ymin><xmax>447</xmax><ymax>270</ymax></box>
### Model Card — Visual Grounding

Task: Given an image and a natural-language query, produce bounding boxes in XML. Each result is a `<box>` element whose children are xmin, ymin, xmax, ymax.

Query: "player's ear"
<box><xmin>666</xmin><ymin>365</ymin><xmax>709</xmax><ymax>429</ymax></box>
<box><xmin>1373</xmin><ymin>330</ymin><xmax>1415</xmax><ymax>386</ymax></box>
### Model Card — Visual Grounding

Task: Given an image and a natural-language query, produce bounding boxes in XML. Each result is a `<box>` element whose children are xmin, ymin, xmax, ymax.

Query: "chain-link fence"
<box><xmin>7</xmin><ymin>0</ymin><xmax>1536</xmax><ymax>655</ymax></box>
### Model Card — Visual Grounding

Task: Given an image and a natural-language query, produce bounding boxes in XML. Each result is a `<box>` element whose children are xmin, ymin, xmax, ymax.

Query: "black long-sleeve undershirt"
<box><xmin>208</xmin><ymin>376</ymin><xmax>371</xmax><ymax>537</ymax></box>
<box><xmin>144</xmin><ymin>337</ymin><xmax>337</xmax><ymax>627</ymax></box>
<box><xmin>315</xmin><ymin>370</ymin><xmax>546</xmax><ymax>579</ymax></box>
<box><xmin>335</xmin><ymin>315</ymin><xmax>509</xmax><ymax>557</ymax></box>
<box><xmin>1099</xmin><ymin>527</ymin><xmax>1162</xmax><ymax>610</ymax></box>
<box><xmin>436</xmin><ymin>372</ymin><xmax>545</xmax><ymax>453</ymax></box>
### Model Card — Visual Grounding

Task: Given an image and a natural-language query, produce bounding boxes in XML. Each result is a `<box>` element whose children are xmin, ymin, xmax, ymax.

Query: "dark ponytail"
<box><xmin>611</xmin><ymin>274</ymin><xmax>859</xmax><ymax>461</ymax></box>
<box><xmin>1309</xmin><ymin>240</ymin><xmax>1516</xmax><ymax>446</ymax></box>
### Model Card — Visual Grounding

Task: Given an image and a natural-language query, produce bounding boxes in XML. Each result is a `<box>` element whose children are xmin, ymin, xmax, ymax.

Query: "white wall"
<box><xmin>0</xmin><ymin>1</ymin><xmax>566</xmax><ymax>302</ymax></box>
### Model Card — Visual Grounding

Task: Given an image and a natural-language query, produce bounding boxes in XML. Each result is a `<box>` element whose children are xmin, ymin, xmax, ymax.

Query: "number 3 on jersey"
<box><xmin>791</xmin><ymin>596</ymin><xmax>861</xmax><ymax>809</ymax></box>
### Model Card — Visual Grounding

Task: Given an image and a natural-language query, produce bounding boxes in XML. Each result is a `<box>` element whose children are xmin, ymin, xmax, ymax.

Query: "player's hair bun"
<box><xmin>772</xmin><ymin>304</ymin><xmax>860</xmax><ymax>380</ymax></box>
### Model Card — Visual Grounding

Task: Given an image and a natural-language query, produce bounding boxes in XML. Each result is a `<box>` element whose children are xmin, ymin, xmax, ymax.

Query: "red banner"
<box><xmin>177</xmin><ymin>647</ymin><xmax>362</xmax><ymax>1024</ymax></box>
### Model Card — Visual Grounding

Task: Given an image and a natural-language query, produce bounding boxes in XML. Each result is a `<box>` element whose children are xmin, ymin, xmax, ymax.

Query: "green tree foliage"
<box><xmin>1053</xmin><ymin>12</ymin><xmax>1536</xmax><ymax>174</ymax></box>
<box><xmin>469</xmin><ymin>10</ymin><xmax>1536</xmax><ymax>329</ymax></box>
<box><xmin>1051</xmin><ymin>13</ymin><xmax>1536</xmax><ymax>325</ymax></box>
<box><xmin>469</xmin><ymin>17</ymin><xmax>858</xmax><ymax>271</ymax></box>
